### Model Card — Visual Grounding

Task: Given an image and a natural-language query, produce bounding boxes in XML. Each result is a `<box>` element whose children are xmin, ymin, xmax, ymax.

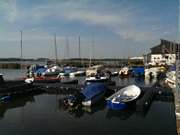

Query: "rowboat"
<box><xmin>106</xmin><ymin>85</ymin><xmax>141</xmax><ymax>110</ymax></box>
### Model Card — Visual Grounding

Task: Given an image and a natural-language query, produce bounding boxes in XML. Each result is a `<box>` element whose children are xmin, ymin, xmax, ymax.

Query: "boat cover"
<box><xmin>36</xmin><ymin>68</ymin><xmax>47</xmax><ymax>74</ymax></box>
<box><xmin>132</xmin><ymin>67</ymin><xmax>144</xmax><ymax>76</ymax></box>
<box><xmin>82</xmin><ymin>83</ymin><xmax>107</xmax><ymax>100</ymax></box>
<box><xmin>63</xmin><ymin>67</ymin><xmax>77</xmax><ymax>74</ymax></box>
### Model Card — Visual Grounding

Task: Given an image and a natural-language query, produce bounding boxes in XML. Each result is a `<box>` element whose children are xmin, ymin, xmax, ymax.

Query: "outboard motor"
<box><xmin>0</xmin><ymin>74</ymin><xmax>4</xmax><ymax>84</ymax></box>
<box><xmin>64</xmin><ymin>93</ymin><xmax>85</xmax><ymax>107</ymax></box>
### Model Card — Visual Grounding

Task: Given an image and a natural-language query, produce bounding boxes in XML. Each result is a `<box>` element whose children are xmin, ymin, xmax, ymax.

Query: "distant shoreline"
<box><xmin>0</xmin><ymin>58</ymin><xmax>129</xmax><ymax>69</ymax></box>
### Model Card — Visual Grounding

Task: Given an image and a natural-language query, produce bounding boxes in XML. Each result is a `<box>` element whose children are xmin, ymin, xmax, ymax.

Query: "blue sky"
<box><xmin>0</xmin><ymin>0</ymin><xmax>178</xmax><ymax>59</ymax></box>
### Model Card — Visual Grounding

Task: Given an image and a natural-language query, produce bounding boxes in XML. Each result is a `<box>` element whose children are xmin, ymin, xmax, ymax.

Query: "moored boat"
<box><xmin>119</xmin><ymin>67</ymin><xmax>129</xmax><ymax>77</ymax></box>
<box><xmin>69</xmin><ymin>70</ymin><xmax>86</xmax><ymax>77</ymax></box>
<box><xmin>43</xmin><ymin>65</ymin><xmax>62</xmax><ymax>77</ymax></box>
<box><xmin>25</xmin><ymin>76</ymin><xmax>61</xmax><ymax>83</ymax></box>
<box><xmin>85</xmin><ymin>69</ymin><xmax>110</xmax><ymax>84</ymax></box>
<box><xmin>26</xmin><ymin>64</ymin><xmax>47</xmax><ymax>78</ymax></box>
<box><xmin>58</xmin><ymin>66</ymin><xmax>83</xmax><ymax>77</ymax></box>
<box><xmin>81</xmin><ymin>83</ymin><xmax>107</xmax><ymax>106</ymax></box>
<box><xmin>25</xmin><ymin>76</ymin><xmax>78</xmax><ymax>84</ymax></box>
<box><xmin>86</xmin><ymin>65</ymin><xmax>104</xmax><ymax>77</ymax></box>
<box><xmin>111</xmin><ymin>71</ymin><xmax>118</xmax><ymax>77</ymax></box>
<box><xmin>132</xmin><ymin>66</ymin><xmax>145</xmax><ymax>77</ymax></box>
<box><xmin>106</xmin><ymin>85</ymin><xmax>141</xmax><ymax>110</ymax></box>
<box><xmin>85</xmin><ymin>75</ymin><xmax>109</xmax><ymax>84</ymax></box>
<box><xmin>165</xmin><ymin>71</ymin><xmax>176</xmax><ymax>89</ymax></box>
<box><xmin>64</xmin><ymin>83</ymin><xmax>107</xmax><ymax>107</ymax></box>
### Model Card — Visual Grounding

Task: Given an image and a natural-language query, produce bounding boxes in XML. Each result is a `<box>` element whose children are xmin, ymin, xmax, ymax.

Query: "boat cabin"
<box><xmin>86</xmin><ymin>65</ymin><xmax>104</xmax><ymax>77</ymax></box>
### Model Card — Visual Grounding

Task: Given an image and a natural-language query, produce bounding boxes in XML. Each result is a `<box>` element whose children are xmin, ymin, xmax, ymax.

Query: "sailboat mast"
<box><xmin>66</xmin><ymin>37</ymin><xmax>69</xmax><ymax>59</ymax></box>
<box><xmin>89</xmin><ymin>34</ymin><xmax>94</xmax><ymax>67</ymax></box>
<box><xmin>92</xmin><ymin>34</ymin><xmax>94</xmax><ymax>60</ymax></box>
<box><xmin>54</xmin><ymin>34</ymin><xmax>58</xmax><ymax>64</ymax></box>
<box><xmin>78</xmin><ymin>36</ymin><xmax>82</xmax><ymax>66</ymax></box>
<box><xmin>78</xmin><ymin>36</ymin><xmax>81</xmax><ymax>59</ymax></box>
<box><xmin>20</xmin><ymin>30</ymin><xmax>23</xmax><ymax>60</ymax></box>
<box><xmin>20</xmin><ymin>30</ymin><xmax>23</xmax><ymax>69</ymax></box>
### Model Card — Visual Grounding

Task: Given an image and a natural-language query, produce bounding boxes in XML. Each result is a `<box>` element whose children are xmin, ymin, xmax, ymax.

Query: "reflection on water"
<box><xmin>0</xmin><ymin>95</ymin><xmax>35</xmax><ymax>119</ymax></box>
<box><xmin>59</xmin><ymin>99</ymin><xmax>106</xmax><ymax>118</ymax></box>
<box><xmin>0</xmin><ymin>93</ymin><xmax>176</xmax><ymax>135</ymax></box>
<box><xmin>112</xmin><ymin>76</ymin><xmax>157</xmax><ymax>87</ymax></box>
<box><xmin>106</xmin><ymin>109</ymin><xmax>134</xmax><ymax>120</ymax></box>
<box><xmin>59</xmin><ymin>98</ymin><xmax>149</xmax><ymax>120</ymax></box>
<box><xmin>0</xmin><ymin>69</ymin><xmax>26</xmax><ymax>80</ymax></box>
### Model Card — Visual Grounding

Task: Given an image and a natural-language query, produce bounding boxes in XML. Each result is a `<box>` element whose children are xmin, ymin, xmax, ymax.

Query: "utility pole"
<box><xmin>54</xmin><ymin>34</ymin><xmax>58</xmax><ymax>64</ymax></box>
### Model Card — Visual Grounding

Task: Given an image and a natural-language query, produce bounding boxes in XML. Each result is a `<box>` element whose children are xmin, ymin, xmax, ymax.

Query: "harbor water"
<box><xmin>0</xmin><ymin>69</ymin><xmax>177</xmax><ymax>135</ymax></box>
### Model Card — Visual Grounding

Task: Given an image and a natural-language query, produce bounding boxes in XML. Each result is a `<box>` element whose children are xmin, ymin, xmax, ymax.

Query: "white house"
<box><xmin>149</xmin><ymin>54</ymin><xmax>176</xmax><ymax>66</ymax></box>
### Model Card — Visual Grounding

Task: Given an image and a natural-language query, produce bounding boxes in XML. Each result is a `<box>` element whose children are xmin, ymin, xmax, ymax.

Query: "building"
<box><xmin>148</xmin><ymin>39</ymin><xmax>179</xmax><ymax>66</ymax></box>
<box><xmin>151</xmin><ymin>39</ymin><xmax>178</xmax><ymax>54</ymax></box>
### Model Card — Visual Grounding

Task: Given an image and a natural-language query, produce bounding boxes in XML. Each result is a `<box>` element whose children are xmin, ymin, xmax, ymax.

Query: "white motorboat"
<box><xmin>43</xmin><ymin>65</ymin><xmax>62</xmax><ymax>77</ymax></box>
<box><xmin>165</xmin><ymin>71</ymin><xmax>176</xmax><ymax>89</ymax></box>
<box><xmin>145</xmin><ymin>67</ymin><xmax>160</xmax><ymax>79</ymax></box>
<box><xmin>69</xmin><ymin>70</ymin><xmax>86</xmax><ymax>77</ymax></box>
<box><xmin>119</xmin><ymin>67</ymin><xmax>129</xmax><ymax>76</ymax></box>
<box><xmin>86</xmin><ymin>65</ymin><xmax>104</xmax><ymax>77</ymax></box>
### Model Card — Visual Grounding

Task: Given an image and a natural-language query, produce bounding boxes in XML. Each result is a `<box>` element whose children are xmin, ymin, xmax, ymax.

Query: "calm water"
<box><xmin>0</xmin><ymin>69</ymin><xmax>26</xmax><ymax>80</ymax></box>
<box><xmin>0</xmin><ymin>69</ymin><xmax>177</xmax><ymax>135</ymax></box>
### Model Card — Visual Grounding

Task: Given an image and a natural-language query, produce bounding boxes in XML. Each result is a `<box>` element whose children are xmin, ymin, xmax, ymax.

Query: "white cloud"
<box><xmin>51</xmin><ymin>1</ymin><xmax>164</xmax><ymax>42</ymax></box>
<box><xmin>0</xmin><ymin>0</ymin><xmax>169</xmax><ymax>43</ymax></box>
<box><xmin>64</xmin><ymin>10</ymin><xmax>126</xmax><ymax>26</ymax></box>
<box><xmin>0</xmin><ymin>0</ymin><xmax>19</xmax><ymax>23</ymax></box>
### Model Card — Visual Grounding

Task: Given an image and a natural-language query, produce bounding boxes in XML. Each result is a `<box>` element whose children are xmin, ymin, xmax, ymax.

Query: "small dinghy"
<box><xmin>106</xmin><ymin>85</ymin><xmax>141</xmax><ymax>110</ymax></box>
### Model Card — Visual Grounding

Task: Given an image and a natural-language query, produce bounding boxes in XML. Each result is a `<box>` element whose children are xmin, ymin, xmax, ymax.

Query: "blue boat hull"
<box><xmin>82</xmin><ymin>91</ymin><xmax>106</xmax><ymax>106</ymax></box>
<box><xmin>132</xmin><ymin>67</ymin><xmax>145</xmax><ymax>77</ymax></box>
<box><xmin>106</xmin><ymin>100</ymin><xmax>127</xmax><ymax>110</ymax></box>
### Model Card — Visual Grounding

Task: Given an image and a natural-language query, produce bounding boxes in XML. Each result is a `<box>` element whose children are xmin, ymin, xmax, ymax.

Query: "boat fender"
<box><xmin>145</xmin><ymin>101</ymin><xmax>149</xmax><ymax>106</ymax></box>
<box><xmin>158</xmin><ymin>90</ymin><xmax>162</xmax><ymax>95</ymax></box>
